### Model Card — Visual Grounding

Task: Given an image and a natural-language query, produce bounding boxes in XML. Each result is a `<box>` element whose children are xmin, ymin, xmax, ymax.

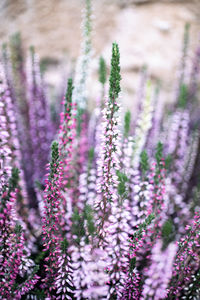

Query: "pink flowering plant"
<box><xmin>1</xmin><ymin>1</ymin><xmax>200</xmax><ymax>299</ymax></box>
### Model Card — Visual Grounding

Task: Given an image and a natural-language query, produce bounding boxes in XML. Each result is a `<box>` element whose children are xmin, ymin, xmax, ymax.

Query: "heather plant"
<box><xmin>1</xmin><ymin>0</ymin><xmax>200</xmax><ymax>299</ymax></box>
<box><xmin>0</xmin><ymin>168</ymin><xmax>39</xmax><ymax>299</ymax></box>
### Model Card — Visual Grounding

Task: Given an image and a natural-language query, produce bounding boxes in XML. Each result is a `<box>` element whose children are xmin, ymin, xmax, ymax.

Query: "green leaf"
<box><xmin>99</xmin><ymin>56</ymin><xmax>107</xmax><ymax>85</ymax></box>
<box><xmin>117</xmin><ymin>182</ymin><xmax>126</xmax><ymax>196</ymax></box>
<box><xmin>61</xmin><ymin>237</ymin><xmax>68</xmax><ymax>253</ymax></box>
<box><xmin>178</xmin><ymin>83</ymin><xmax>188</xmax><ymax>109</ymax></box>
<box><xmin>64</xmin><ymin>78</ymin><xmax>74</xmax><ymax>114</ymax></box>
<box><xmin>116</xmin><ymin>170</ymin><xmax>128</xmax><ymax>182</ymax></box>
<box><xmin>109</xmin><ymin>42</ymin><xmax>121</xmax><ymax>101</ymax></box>
<box><xmin>161</xmin><ymin>219</ymin><xmax>175</xmax><ymax>249</ymax></box>
<box><xmin>88</xmin><ymin>148</ymin><xmax>94</xmax><ymax>164</ymax></box>
<box><xmin>129</xmin><ymin>257</ymin><xmax>136</xmax><ymax>273</ymax></box>
<box><xmin>155</xmin><ymin>141</ymin><xmax>163</xmax><ymax>164</ymax></box>
<box><xmin>49</xmin><ymin>141</ymin><xmax>59</xmax><ymax>178</ymax></box>
<box><xmin>124</xmin><ymin>110</ymin><xmax>131</xmax><ymax>138</ymax></box>
<box><xmin>9</xmin><ymin>167</ymin><xmax>20</xmax><ymax>191</ymax></box>
<box><xmin>14</xmin><ymin>223</ymin><xmax>23</xmax><ymax>234</ymax></box>
<box><xmin>162</xmin><ymin>219</ymin><xmax>173</xmax><ymax>238</ymax></box>
<box><xmin>116</xmin><ymin>171</ymin><xmax>128</xmax><ymax>197</ymax></box>
<box><xmin>165</xmin><ymin>154</ymin><xmax>172</xmax><ymax>170</ymax></box>
<box><xmin>131</xmin><ymin>213</ymin><xmax>155</xmax><ymax>243</ymax></box>
<box><xmin>85</xmin><ymin>204</ymin><xmax>96</xmax><ymax>236</ymax></box>
<box><xmin>140</xmin><ymin>150</ymin><xmax>149</xmax><ymax>175</ymax></box>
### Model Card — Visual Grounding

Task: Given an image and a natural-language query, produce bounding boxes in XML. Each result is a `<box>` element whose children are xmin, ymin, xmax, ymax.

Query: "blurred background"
<box><xmin>0</xmin><ymin>0</ymin><xmax>200</xmax><ymax>107</ymax></box>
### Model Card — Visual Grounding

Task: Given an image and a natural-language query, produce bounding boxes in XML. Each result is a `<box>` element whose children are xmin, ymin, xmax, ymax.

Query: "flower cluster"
<box><xmin>1</xmin><ymin>1</ymin><xmax>200</xmax><ymax>299</ymax></box>
<box><xmin>0</xmin><ymin>169</ymin><xmax>39</xmax><ymax>299</ymax></box>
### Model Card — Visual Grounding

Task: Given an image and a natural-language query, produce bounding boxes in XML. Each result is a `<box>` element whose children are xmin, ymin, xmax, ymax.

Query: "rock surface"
<box><xmin>0</xmin><ymin>0</ymin><xmax>200</xmax><ymax>106</ymax></box>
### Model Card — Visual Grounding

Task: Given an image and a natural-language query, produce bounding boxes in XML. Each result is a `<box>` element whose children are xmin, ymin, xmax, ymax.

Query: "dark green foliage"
<box><xmin>32</xmin><ymin>265</ymin><xmax>39</xmax><ymax>274</ymax></box>
<box><xmin>35</xmin><ymin>250</ymin><xmax>47</xmax><ymax>265</ymax></box>
<box><xmin>161</xmin><ymin>219</ymin><xmax>175</xmax><ymax>249</ymax></box>
<box><xmin>76</xmin><ymin>107</ymin><xmax>84</xmax><ymax>136</ymax></box>
<box><xmin>116</xmin><ymin>171</ymin><xmax>128</xmax><ymax>183</ymax></box>
<box><xmin>162</xmin><ymin>219</ymin><xmax>173</xmax><ymax>237</ymax></box>
<box><xmin>14</xmin><ymin>223</ymin><xmax>23</xmax><ymax>234</ymax></box>
<box><xmin>131</xmin><ymin>213</ymin><xmax>155</xmax><ymax>245</ymax></box>
<box><xmin>178</xmin><ymin>83</ymin><xmax>188</xmax><ymax>109</ymax></box>
<box><xmin>124</xmin><ymin>110</ymin><xmax>131</xmax><ymax>138</ymax></box>
<box><xmin>154</xmin><ymin>142</ymin><xmax>165</xmax><ymax>194</ymax></box>
<box><xmin>9</xmin><ymin>32</ymin><xmax>23</xmax><ymax>68</ymax></box>
<box><xmin>84</xmin><ymin>204</ymin><xmax>96</xmax><ymax>236</ymax></box>
<box><xmin>65</xmin><ymin>78</ymin><xmax>74</xmax><ymax>114</ymax></box>
<box><xmin>71</xmin><ymin>207</ymin><xmax>84</xmax><ymax>244</ymax></box>
<box><xmin>117</xmin><ymin>181</ymin><xmax>126</xmax><ymax>197</ymax></box>
<box><xmin>88</xmin><ymin>147</ymin><xmax>94</xmax><ymax>164</ymax></box>
<box><xmin>116</xmin><ymin>170</ymin><xmax>128</xmax><ymax>198</ymax></box>
<box><xmin>20</xmin><ymin>266</ymin><xmax>42</xmax><ymax>299</ymax></box>
<box><xmin>40</xmin><ymin>57</ymin><xmax>59</xmax><ymax>74</ymax></box>
<box><xmin>129</xmin><ymin>257</ymin><xmax>136</xmax><ymax>273</ymax></box>
<box><xmin>155</xmin><ymin>141</ymin><xmax>163</xmax><ymax>164</ymax></box>
<box><xmin>61</xmin><ymin>238</ymin><xmax>68</xmax><ymax>253</ymax></box>
<box><xmin>109</xmin><ymin>42</ymin><xmax>121</xmax><ymax>102</ymax></box>
<box><xmin>1</xmin><ymin>167</ymin><xmax>20</xmax><ymax>196</ymax></box>
<box><xmin>140</xmin><ymin>150</ymin><xmax>149</xmax><ymax>175</ymax></box>
<box><xmin>49</xmin><ymin>141</ymin><xmax>59</xmax><ymax>179</ymax></box>
<box><xmin>129</xmin><ymin>214</ymin><xmax>155</xmax><ymax>271</ymax></box>
<box><xmin>71</xmin><ymin>204</ymin><xmax>96</xmax><ymax>244</ymax></box>
<box><xmin>9</xmin><ymin>167</ymin><xmax>20</xmax><ymax>192</ymax></box>
<box><xmin>165</xmin><ymin>154</ymin><xmax>172</xmax><ymax>171</ymax></box>
<box><xmin>99</xmin><ymin>56</ymin><xmax>107</xmax><ymax>85</ymax></box>
<box><xmin>15</xmin><ymin>266</ymin><xmax>40</xmax><ymax>298</ymax></box>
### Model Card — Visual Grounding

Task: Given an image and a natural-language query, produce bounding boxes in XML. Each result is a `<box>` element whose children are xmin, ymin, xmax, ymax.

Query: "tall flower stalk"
<box><xmin>73</xmin><ymin>0</ymin><xmax>92</xmax><ymax>110</ymax></box>
<box><xmin>0</xmin><ymin>168</ymin><xmax>39</xmax><ymax>299</ymax></box>
<box><xmin>27</xmin><ymin>47</ymin><xmax>52</xmax><ymax>186</ymax></box>
<box><xmin>58</xmin><ymin>78</ymin><xmax>77</xmax><ymax>226</ymax></box>
<box><xmin>131</xmin><ymin>80</ymin><xmax>153</xmax><ymax>169</ymax></box>
<box><xmin>96</xmin><ymin>42</ymin><xmax>121</xmax><ymax>244</ymax></box>
<box><xmin>42</xmin><ymin>142</ymin><xmax>65</xmax><ymax>295</ymax></box>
